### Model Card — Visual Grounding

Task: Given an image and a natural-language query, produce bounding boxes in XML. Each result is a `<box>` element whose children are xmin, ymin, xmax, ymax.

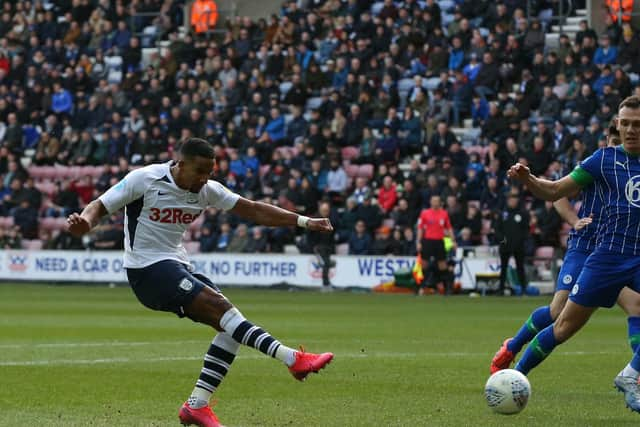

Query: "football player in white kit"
<box><xmin>67</xmin><ymin>138</ymin><xmax>334</xmax><ymax>427</ymax></box>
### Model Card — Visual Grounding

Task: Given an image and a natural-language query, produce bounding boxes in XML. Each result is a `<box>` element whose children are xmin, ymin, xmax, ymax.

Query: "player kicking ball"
<box><xmin>67</xmin><ymin>138</ymin><xmax>334</xmax><ymax>427</ymax></box>
<box><xmin>505</xmin><ymin>96</ymin><xmax>640</xmax><ymax>412</ymax></box>
<box><xmin>491</xmin><ymin>124</ymin><xmax>640</xmax><ymax>394</ymax></box>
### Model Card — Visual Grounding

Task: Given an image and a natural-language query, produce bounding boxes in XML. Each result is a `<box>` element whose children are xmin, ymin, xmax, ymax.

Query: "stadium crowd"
<box><xmin>0</xmin><ymin>0</ymin><xmax>636</xmax><ymax>259</ymax></box>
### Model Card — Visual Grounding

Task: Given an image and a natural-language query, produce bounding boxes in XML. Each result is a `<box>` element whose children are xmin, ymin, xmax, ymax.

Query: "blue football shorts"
<box><xmin>555</xmin><ymin>248</ymin><xmax>590</xmax><ymax>293</ymax></box>
<box><xmin>569</xmin><ymin>250</ymin><xmax>640</xmax><ymax>308</ymax></box>
<box><xmin>126</xmin><ymin>259</ymin><xmax>219</xmax><ymax>317</ymax></box>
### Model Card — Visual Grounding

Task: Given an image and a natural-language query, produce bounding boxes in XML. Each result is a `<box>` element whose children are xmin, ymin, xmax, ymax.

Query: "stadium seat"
<box><xmin>341</xmin><ymin>146</ymin><xmax>360</xmax><ymax>161</ymax></box>
<box><xmin>28</xmin><ymin>166</ymin><xmax>46</xmax><ymax>180</ymax></box>
<box><xmin>0</xmin><ymin>216</ymin><xmax>14</xmax><ymax>228</ymax></box>
<box><xmin>279</xmin><ymin>81</ymin><xmax>293</xmax><ymax>96</ymax></box>
<box><xmin>35</xmin><ymin>181</ymin><xmax>58</xmax><ymax>196</ymax></box>
<box><xmin>535</xmin><ymin>246</ymin><xmax>555</xmax><ymax>259</ymax></box>
<box><xmin>305</xmin><ymin>97</ymin><xmax>323</xmax><ymax>110</ymax></box>
<box><xmin>345</xmin><ymin>164</ymin><xmax>359</xmax><ymax>178</ymax></box>
<box><xmin>357</xmin><ymin>164</ymin><xmax>374</xmax><ymax>179</ymax></box>
<box><xmin>336</xmin><ymin>243</ymin><xmax>349</xmax><ymax>255</ymax></box>
<box><xmin>22</xmin><ymin>239</ymin><xmax>43</xmax><ymax>250</ymax></box>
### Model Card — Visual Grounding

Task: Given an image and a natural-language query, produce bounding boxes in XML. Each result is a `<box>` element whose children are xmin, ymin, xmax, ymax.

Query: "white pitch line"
<box><xmin>0</xmin><ymin>340</ymin><xmax>204</xmax><ymax>349</ymax></box>
<box><xmin>0</xmin><ymin>350</ymin><xmax>630</xmax><ymax>367</ymax></box>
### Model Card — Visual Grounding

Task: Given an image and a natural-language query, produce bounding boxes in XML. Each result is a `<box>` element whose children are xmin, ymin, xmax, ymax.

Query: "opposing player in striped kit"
<box><xmin>67</xmin><ymin>138</ymin><xmax>334</xmax><ymax>427</ymax></box>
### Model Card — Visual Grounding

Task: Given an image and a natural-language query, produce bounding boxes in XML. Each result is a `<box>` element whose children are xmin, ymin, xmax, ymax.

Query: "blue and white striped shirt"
<box><xmin>566</xmin><ymin>183</ymin><xmax>603</xmax><ymax>252</ymax></box>
<box><xmin>571</xmin><ymin>146</ymin><xmax>640</xmax><ymax>255</ymax></box>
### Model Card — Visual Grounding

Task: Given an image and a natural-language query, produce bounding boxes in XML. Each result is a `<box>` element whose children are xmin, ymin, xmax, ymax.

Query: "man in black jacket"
<box><xmin>493</xmin><ymin>192</ymin><xmax>529</xmax><ymax>295</ymax></box>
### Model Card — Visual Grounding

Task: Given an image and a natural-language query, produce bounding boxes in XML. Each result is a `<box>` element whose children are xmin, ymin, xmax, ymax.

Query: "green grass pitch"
<box><xmin>0</xmin><ymin>283</ymin><xmax>638</xmax><ymax>426</ymax></box>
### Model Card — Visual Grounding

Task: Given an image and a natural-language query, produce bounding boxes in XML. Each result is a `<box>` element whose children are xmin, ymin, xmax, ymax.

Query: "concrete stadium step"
<box><xmin>566</xmin><ymin>16</ymin><xmax>584</xmax><ymax>25</ymax></box>
<box><xmin>545</xmin><ymin>33</ymin><xmax>560</xmax><ymax>48</ymax></box>
<box><xmin>551</xmin><ymin>24</ymin><xmax>581</xmax><ymax>33</ymax></box>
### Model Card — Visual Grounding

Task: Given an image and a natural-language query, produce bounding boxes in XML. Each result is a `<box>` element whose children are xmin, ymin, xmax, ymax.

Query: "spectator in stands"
<box><xmin>51</xmin><ymin>82</ymin><xmax>73</xmax><ymax>117</ymax></box>
<box><xmin>533</xmin><ymin>201</ymin><xmax>562</xmax><ymax>247</ymax></box>
<box><xmin>326</xmin><ymin>158</ymin><xmax>348</xmax><ymax>202</ymax></box>
<box><xmin>594</xmin><ymin>34</ymin><xmax>618</xmax><ymax>67</ymax></box>
<box><xmin>12</xmin><ymin>199</ymin><xmax>38</xmax><ymax>239</ymax></box>
<box><xmin>214</xmin><ymin>222</ymin><xmax>233</xmax><ymax>252</ymax></box>
<box><xmin>371</xmin><ymin>225</ymin><xmax>396</xmax><ymax>255</ymax></box>
<box><xmin>526</xmin><ymin>136</ymin><xmax>553</xmax><ymax>176</ymax></box>
<box><xmin>377</xmin><ymin>176</ymin><xmax>398</xmax><ymax>215</ymax></box>
<box><xmin>227</xmin><ymin>223</ymin><xmax>249</xmax><ymax>253</ymax></box>
<box><xmin>428</xmin><ymin>121</ymin><xmax>457</xmax><ymax>159</ymax></box>
<box><xmin>1</xmin><ymin>227</ymin><xmax>22</xmax><ymax>249</ymax></box>
<box><xmin>44</xmin><ymin>229</ymin><xmax>84</xmax><ymax>250</ymax></box>
<box><xmin>89</xmin><ymin>214</ymin><xmax>124</xmax><ymax>250</ymax></box>
<box><xmin>348</xmin><ymin>220</ymin><xmax>372</xmax><ymax>255</ymax></box>
<box><xmin>246</xmin><ymin>226</ymin><xmax>269</xmax><ymax>253</ymax></box>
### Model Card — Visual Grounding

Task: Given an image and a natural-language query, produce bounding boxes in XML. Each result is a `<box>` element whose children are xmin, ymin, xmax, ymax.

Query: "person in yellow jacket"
<box><xmin>191</xmin><ymin>0</ymin><xmax>218</xmax><ymax>34</ymax></box>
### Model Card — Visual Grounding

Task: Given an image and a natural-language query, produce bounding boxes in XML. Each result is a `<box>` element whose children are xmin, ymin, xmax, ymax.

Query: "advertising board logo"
<box><xmin>308</xmin><ymin>258</ymin><xmax>336</xmax><ymax>280</ymax></box>
<box><xmin>8</xmin><ymin>254</ymin><xmax>28</xmax><ymax>272</ymax></box>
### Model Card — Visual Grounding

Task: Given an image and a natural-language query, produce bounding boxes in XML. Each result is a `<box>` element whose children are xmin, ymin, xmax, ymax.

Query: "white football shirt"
<box><xmin>99</xmin><ymin>162</ymin><xmax>240</xmax><ymax>268</ymax></box>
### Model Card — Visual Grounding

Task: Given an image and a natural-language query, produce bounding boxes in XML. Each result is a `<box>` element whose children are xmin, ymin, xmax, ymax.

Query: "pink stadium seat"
<box><xmin>40</xmin><ymin>217</ymin><xmax>56</xmax><ymax>231</ymax></box>
<box><xmin>341</xmin><ymin>146</ymin><xmax>360</xmax><ymax>161</ymax></box>
<box><xmin>28</xmin><ymin>166</ymin><xmax>46</xmax><ymax>180</ymax></box>
<box><xmin>345</xmin><ymin>164</ymin><xmax>359</xmax><ymax>178</ymax></box>
<box><xmin>42</xmin><ymin>166</ymin><xmax>58</xmax><ymax>180</ymax></box>
<box><xmin>22</xmin><ymin>239</ymin><xmax>43</xmax><ymax>250</ymax></box>
<box><xmin>35</xmin><ymin>181</ymin><xmax>58</xmax><ymax>196</ymax></box>
<box><xmin>535</xmin><ymin>246</ymin><xmax>555</xmax><ymax>259</ymax></box>
<box><xmin>336</xmin><ymin>243</ymin><xmax>349</xmax><ymax>255</ymax></box>
<box><xmin>183</xmin><ymin>241</ymin><xmax>201</xmax><ymax>253</ymax></box>
<box><xmin>357</xmin><ymin>164</ymin><xmax>374</xmax><ymax>179</ymax></box>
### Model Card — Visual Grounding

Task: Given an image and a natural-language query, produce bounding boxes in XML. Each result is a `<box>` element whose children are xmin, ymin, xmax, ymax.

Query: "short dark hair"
<box><xmin>619</xmin><ymin>95</ymin><xmax>640</xmax><ymax>111</ymax></box>
<box><xmin>180</xmin><ymin>137</ymin><xmax>214</xmax><ymax>159</ymax></box>
<box><xmin>609</xmin><ymin>117</ymin><xmax>620</xmax><ymax>137</ymax></box>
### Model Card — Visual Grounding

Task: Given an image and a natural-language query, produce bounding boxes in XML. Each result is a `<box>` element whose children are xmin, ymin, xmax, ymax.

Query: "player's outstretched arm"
<box><xmin>230</xmin><ymin>197</ymin><xmax>333</xmax><ymax>232</ymax></box>
<box><xmin>508</xmin><ymin>162</ymin><xmax>581</xmax><ymax>202</ymax></box>
<box><xmin>553</xmin><ymin>198</ymin><xmax>593</xmax><ymax>231</ymax></box>
<box><xmin>67</xmin><ymin>199</ymin><xmax>109</xmax><ymax>237</ymax></box>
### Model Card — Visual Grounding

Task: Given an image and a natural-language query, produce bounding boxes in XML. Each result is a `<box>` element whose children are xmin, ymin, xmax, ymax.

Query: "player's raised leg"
<box><xmin>490</xmin><ymin>249</ymin><xmax>586</xmax><ymax>373</ymax></box>
<box><xmin>185</xmin><ymin>286</ymin><xmax>334</xmax><ymax>380</ymax></box>
<box><xmin>490</xmin><ymin>298</ymin><xmax>559</xmax><ymax>373</ymax></box>
<box><xmin>515</xmin><ymin>300</ymin><xmax>597</xmax><ymax>375</ymax></box>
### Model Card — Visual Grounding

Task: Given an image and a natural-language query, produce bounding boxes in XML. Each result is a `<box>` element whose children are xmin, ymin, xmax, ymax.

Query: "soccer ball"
<box><xmin>484</xmin><ymin>369</ymin><xmax>531</xmax><ymax>414</ymax></box>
